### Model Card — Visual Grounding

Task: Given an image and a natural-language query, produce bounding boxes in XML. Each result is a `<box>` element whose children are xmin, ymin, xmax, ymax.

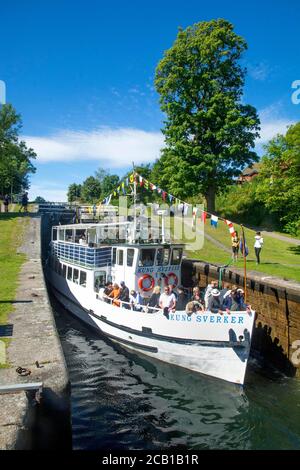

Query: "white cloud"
<box><xmin>248</xmin><ymin>62</ymin><xmax>271</xmax><ymax>81</ymax></box>
<box><xmin>24</xmin><ymin>127</ymin><xmax>165</xmax><ymax>167</ymax></box>
<box><xmin>255</xmin><ymin>103</ymin><xmax>295</xmax><ymax>149</ymax></box>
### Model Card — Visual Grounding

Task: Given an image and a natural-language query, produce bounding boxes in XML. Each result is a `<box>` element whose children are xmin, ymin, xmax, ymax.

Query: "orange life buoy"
<box><xmin>138</xmin><ymin>274</ymin><xmax>155</xmax><ymax>292</ymax></box>
<box><xmin>165</xmin><ymin>272</ymin><xmax>178</xmax><ymax>287</ymax></box>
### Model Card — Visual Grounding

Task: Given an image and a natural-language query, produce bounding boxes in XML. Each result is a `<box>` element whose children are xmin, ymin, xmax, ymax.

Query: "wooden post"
<box><xmin>241</xmin><ymin>224</ymin><xmax>247</xmax><ymax>303</ymax></box>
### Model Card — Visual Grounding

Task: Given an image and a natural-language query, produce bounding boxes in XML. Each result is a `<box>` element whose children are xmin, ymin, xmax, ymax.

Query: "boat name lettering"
<box><xmin>137</xmin><ymin>265</ymin><xmax>180</xmax><ymax>274</ymax></box>
<box><xmin>168</xmin><ymin>314</ymin><xmax>244</xmax><ymax>324</ymax></box>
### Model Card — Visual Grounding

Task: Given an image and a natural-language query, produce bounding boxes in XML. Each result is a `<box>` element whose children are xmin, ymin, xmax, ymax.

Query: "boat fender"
<box><xmin>138</xmin><ymin>274</ymin><xmax>155</xmax><ymax>292</ymax></box>
<box><xmin>165</xmin><ymin>272</ymin><xmax>178</xmax><ymax>287</ymax></box>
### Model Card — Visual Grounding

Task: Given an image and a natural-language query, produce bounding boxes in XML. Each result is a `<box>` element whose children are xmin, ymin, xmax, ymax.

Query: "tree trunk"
<box><xmin>205</xmin><ymin>186</ymin><xmax>216</xmax><ymax>213</ymax></box>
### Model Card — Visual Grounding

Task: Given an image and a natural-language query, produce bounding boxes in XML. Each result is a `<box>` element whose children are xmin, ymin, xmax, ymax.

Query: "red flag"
<box><xmin>201</xmin><ymin>211</ymin><xmax>207</xmax><ymax>223</ymax></box>
<box><xmin>162</xmin><ymin>191</ymin><xmax>166</xmax><ymax>201</ymax></box>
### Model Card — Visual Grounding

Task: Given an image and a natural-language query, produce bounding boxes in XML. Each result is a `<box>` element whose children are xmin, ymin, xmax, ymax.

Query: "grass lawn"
<box><xmin>171</xmin><ymin>216</ymin><xmax>300</xmax><ymax>283</ymax></box>
<box><xmin>0</xmin><ymin>214</ymin><xmax>27</xmax><ymax>325</ymax></box>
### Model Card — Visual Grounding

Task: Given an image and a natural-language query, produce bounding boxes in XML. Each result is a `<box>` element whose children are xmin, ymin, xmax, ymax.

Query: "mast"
<box><xmin>241</xmin><ymin>224</ymin><xmax>248</xmax><ymax>303</ymax></box>
<box><xmin>132</xmin><ymin>162</ymin><xmax>137</xmax><ymax>243</ymax></box>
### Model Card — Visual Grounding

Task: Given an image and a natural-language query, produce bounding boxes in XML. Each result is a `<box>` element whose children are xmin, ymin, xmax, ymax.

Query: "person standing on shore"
<box><xmin>20</xmin><ymin>192</ymin><xmax>29</xmax><ymax>213</ymax></box>
<box><xmin>254</xmin><ymin>231</ymin><xmax>264</xmax><ymax>264</ymax></box>
<box><xmin>231</xmin><ymin>231</ymin><xmax>239</xmax><ymax>262</ymax></box>
<box><xmin>3</xmin><ymin>194</ymin><xmax>9</xmax><ymax>213</ymax></box>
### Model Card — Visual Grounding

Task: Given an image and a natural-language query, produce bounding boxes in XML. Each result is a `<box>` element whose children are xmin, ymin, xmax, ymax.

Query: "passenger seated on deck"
<box><xmin>159</xmin><ymin>285</ymin><xmax>176</xmax><ymax>319</ymax></box>
<box><xmin>185</xmin><ymin>300</ymin><xmax>204</xmax><ymax>315</ymax></box>
<box><xmin>79</xmin><ymin>234</ymin><xmax>87</xmax><ymax>245</ymax></box>
<box><xmin>204</xmin><ymin>280</ymin><xmax>218</xmax><ymax>308</ymax></box>
<box><xmin>236</xmin><ymin>289</ymin><xmax>251</xmax><ymax>311</ymax></box>
<box><xmin>219</xmin><ymin>284</ymin><xmax>231</xmax><ymax>302</ymax></box>
<box><xmin>119</xmin><ymin>281</ymin><xmax>130</xmax><ymax>308</ymax></box>
<box><xmin>103</xmin><ymin>282</ymin><xmax>113</xmax><ymax>303</ymax></box>
<box><xmin>130</xmin><ymin>290</ymin><xmax>144</xmax><ymax>311</ymax></box>
<box><xmin>147</xmin><ymin>286</ymin><xmax>161</xmax><ymax>313</ymax></box>
<box><xmin>143</xmin><ymin>256</ymin><xmax>153</xmax><ymax>266</ymax></box>
<box><xmin>191</xmin><ymin>286</ymin><xmax>201</xmax><ymax>302</ymax></box>
<box><xmin>109</xmin><ymin>283</ymin><xmax>121</xmax><ymax>307</ymax></box>
<box><xmin>222</xmin><ymin>287</ymin><xmax>248</xmax><ymax>312</ymax></box>
<box><xmin>176</xmin><ymin>285</ymin><xmax>188</xmax><ymax>311</ymax></box>
<box><xmin>207</xmin><ymin>289</ymin><xmax>224</xmax><ymax>314</ymax></box>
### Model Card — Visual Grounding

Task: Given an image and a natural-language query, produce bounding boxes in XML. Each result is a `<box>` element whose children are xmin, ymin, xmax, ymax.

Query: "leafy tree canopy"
<box><xmin>34</xmin><ymin>196</ymin><xmax>46</xmax><ymax>203</ymax></box>
<box><xmin>255</xmin><ymin>122</ymin><xmax>300</xmax><ymax>234</ymax></box>
<box><xmin>0</xmin><ymin>104</ymin><xmax>36</xmax><ymax>196</ymax></box>
<box><xmin>154</xmin><ymin>19</ymin><xmax>260</xmax><ymax>211</ymax></box>
<box><xmin>67</xmin><ymin>183</ymin><xmax>82</xmax><ymax>202</ymax></box>
<box><xmin>81</xmin><ymin>176</ymin><xmax>101</xmax><ymax>203</ymax></box>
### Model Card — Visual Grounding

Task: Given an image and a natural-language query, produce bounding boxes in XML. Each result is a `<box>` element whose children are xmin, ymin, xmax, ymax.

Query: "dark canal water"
<box><xmin>52</xmin><ymin>298</ymin><xmax>300</xmax><ymax>450</ymax></box>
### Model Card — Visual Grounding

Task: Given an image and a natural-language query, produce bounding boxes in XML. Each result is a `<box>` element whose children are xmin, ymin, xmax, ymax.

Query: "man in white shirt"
<box><xmin>159</xmin><ymin>286</ymin><xmax>176</xmax><ymax>318</ymax></box>
<box><xmin>204</xmin><ymin>280</ymin><xmax>218</xmax><ymax>308</ymax></box>
<box><xmin>254</xmin><ymin>231</ymin><xmax>264</xmax><ymax>264</ymax></box>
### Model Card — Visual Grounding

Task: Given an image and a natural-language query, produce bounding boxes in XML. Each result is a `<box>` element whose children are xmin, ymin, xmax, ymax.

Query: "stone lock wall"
<box><xmin>182</xmin><ymin>259</ymin><xmax>300</xmax><ymax>377</ymax></box>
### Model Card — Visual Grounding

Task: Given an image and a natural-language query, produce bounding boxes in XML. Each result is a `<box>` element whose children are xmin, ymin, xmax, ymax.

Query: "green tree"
<box><xmin>255</xmin><ymin>122</ymin><xmax>300</xmax><ymax>234</ymax></box>
<box><xmin>154</xmin><ymin>19</ymin><xmax>260</xmax><ymax>212</ymax></box>
<box><xmin>101</xmin><ymin>174</ymin><xmax>120</xmax><ymax>197</ymax></box>
<box><xmin>81</xmin><ymin>177</ymin><xmax>101</xmax><ymax>203</ymax></box>
<box><xmin>0</xmin><ymin>104</ymin><xmax>36</xmax><ymax>196</ymax></box>
<box><xmin>67</xmin><ymin>183</ymin><xmax>82</xmax><ymax>202</ymax></box>
<box><xmin>34</xmin><ymin>196</ymin><xmax>46</xmax><ymax>203</ymax></box>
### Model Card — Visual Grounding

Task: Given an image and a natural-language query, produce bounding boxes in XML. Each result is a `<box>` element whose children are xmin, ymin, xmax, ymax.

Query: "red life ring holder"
<box><xmin>165</xmin><ymin>272</ymin><xmax>178</xmax><ymax>287</ymax></box>
<box><xmin>138</xmin><ymin>274</ymin><xmax>155</xmax><ymax>292</ymax></box>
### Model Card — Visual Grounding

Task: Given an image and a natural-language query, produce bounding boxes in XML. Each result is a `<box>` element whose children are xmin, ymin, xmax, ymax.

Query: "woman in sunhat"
<box><xmin>207</xmin><ymin>288</ymin><xmax>223</xmax><ymax>313</ymax></box>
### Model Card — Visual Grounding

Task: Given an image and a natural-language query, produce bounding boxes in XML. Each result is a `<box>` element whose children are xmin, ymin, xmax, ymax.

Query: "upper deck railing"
<box><xmin>52</xmin><ymin>241</ymin><xmax>112</xmax><ymax>268</ymax></box>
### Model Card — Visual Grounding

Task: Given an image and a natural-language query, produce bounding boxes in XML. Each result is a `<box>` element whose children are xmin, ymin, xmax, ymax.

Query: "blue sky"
<box><xmin>0</xmin><ymin>0</ymin><xmax>299</xmax><ymax>201</ymax></box>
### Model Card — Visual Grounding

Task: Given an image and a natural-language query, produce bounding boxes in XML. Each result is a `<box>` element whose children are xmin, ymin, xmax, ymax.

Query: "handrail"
<box><xmin>96</xmin><ymin>293</ymin><xmax>253</xmax><ymax>315</ymax></box>
<box><xmin>0</xmin><ymin>382</ymin><xmax>43</xmax><ymax>394</ymax></box>
<box><xmin>97</xmin><ymin>293</ymin><xmax>162</xmax><ymax>313</ymax></box>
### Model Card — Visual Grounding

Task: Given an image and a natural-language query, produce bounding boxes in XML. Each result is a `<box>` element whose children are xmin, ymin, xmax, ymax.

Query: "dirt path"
<box><xmin>261</xmin><ymin>231</ymin><xmax>300</xmax><ymax>246</ymax></box>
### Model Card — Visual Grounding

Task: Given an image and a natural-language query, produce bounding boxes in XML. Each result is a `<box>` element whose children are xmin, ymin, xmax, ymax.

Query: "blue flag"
<box><xmin>240</xmin><ymin>234</ymin><xmax>249</xmax><ymax>257</ymax></box>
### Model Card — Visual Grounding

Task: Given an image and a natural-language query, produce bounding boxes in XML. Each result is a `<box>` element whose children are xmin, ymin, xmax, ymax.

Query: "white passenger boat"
<box><xmin>45</xmin><ymin>210</ymin><xmax>256</xmax><ymax>385</ymax></box>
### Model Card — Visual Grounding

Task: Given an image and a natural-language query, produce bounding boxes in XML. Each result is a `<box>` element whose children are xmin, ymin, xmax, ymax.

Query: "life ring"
<box><xmin>138</xmin><ymin>274</ymin><xmax>155</xmax><ymax>292</ymax></box>
<box><xmin>165</xmin><ymin>272</ymin><xmax>178</xmax><ymax>287</ymax></box>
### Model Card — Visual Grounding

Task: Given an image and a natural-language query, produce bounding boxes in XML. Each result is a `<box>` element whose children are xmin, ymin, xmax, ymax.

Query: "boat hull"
<box><xmin>47</xmin><ymin>270</ymin><xmax>255</xmax><ymax>385</ymax></box>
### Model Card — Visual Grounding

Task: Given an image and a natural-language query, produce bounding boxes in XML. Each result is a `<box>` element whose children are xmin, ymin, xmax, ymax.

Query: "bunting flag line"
<box><xmin>201</xmin><ymin>211</ymin><xmax>207</xmax><ymax>224</ymax></box>
<box><xmin>211</xmin><ymin>215</ymin><xmax>218</xmax><ymax>227</ymax></box>
<box><xmin>103</xmin><ymin>194</ymin><xmax>112</xmax><ymax>205</ymax></box>
<box><xmin>225</xmin><ymin>219</ymin><xmax>236</xmax><ymax>237</ymax></box>
<box><xmin>97</xmin><ymin>170</ymin><xmax>243</xmax><ymax>244</ymax></box>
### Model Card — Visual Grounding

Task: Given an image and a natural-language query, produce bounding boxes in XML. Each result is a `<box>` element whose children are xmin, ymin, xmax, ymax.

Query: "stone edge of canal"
<box><xmin>0</xmin><ymin>215</ymin><xmax>71</xmax><ymax>450</ymax></box>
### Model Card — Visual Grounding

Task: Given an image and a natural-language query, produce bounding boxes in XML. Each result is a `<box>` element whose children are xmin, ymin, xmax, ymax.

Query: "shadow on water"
<box><xmin>51</xmin><ymin>295</ymin><xmax>300</xmax><ymax>450</ymax></box>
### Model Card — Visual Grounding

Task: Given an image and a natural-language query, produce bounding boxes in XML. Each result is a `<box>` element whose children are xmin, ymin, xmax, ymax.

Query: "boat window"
<box><xmin>73</xmin><ymin>269</ymin><xmax>79</xmax><ymax>284</ymax></box>
<box><xmin>62</xmin><ymin>264</ymin><xmax>67</xmax><ymax>278</ymax></box>
<box><xmin>127</xmin><ymin>249</ymin><xmax>135</xmax><ymax>267</ymax></box>
<box><xmin>65</xmin><ymin>229</ymin><xmax>73</xmax><ymax>242</ymax></box>
<box><xmin>117</xmin><ymin>249</ymin><xmax>124</xmax><ymax>266</ymax></box>
<box><xmin>80</xmin><ymin>271</ymin><xmax>87</xmax><ymax>287</ymax></box>
<box><xmin>171</xmin><ymin>248</ymin><xmax>182</xmax><ymax>265</ymax></box>
<box><xmin>67</xmin><ymin>266</ymin><xmax>73</xmax><ymax>281</ymax></box>
<box><xmin>75</xmin><ymin>229</ymin><xmax>87</xmax><ymax>244</ymax></box>
<box><xmin>112</xmin><ymin>247</ymin><xmax>117</xmax><ymax>265</ymax></box>
<box><xmin>156</xmin><ymin>248</ymin><xmax>170</xmax><ymax>266</ymax></box>
<box><xmin>58</xmin><ymin>229</ymin><xmax>65</xmax><ymax>241</ymax></box>
<box><xmin>52</xmin><ymin>228</ymin><xmax>57</xmax><ymax>241</ymax></box>
<box><xmin>94</xmin><ymin>271</ymin><xmax>106</xmax><ymax>292</ymax></box>
<box><xmin>139</xmin><ymin>249</ymin><xmax>155</xmax><ymax>267</ymax></box>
